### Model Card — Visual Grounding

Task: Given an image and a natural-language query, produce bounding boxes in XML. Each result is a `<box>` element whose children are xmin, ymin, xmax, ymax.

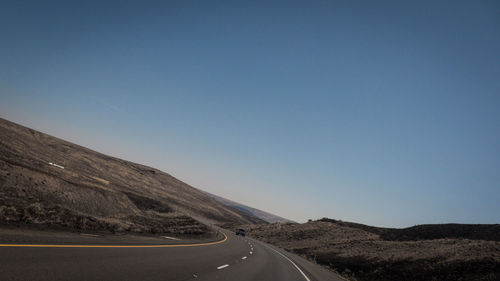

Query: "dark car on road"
<box><xmin>235</xmin><ymin>228</ymin><xmax>246</xmax><ymax>236</ymax></box>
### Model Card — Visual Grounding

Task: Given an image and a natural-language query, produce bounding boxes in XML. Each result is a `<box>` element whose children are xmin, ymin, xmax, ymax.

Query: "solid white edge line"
<box><xmin>241</xmin><ymin>256</ymin><xmax>247</xmax><ymax>260</ymax></box>
<box><xmin>217</xmin><ymin>264</ymin><xmax>229</xmax><ymax>270</ymax></box>
<box><xmin>266</xmin><ymin>246</ymin><xmax>311</xmax><ymax>281</ymax></box>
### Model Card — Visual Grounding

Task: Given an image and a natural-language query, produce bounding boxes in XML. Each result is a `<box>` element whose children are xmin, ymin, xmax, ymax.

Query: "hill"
<box><xmin>239</xmin><ymin>219</ymin><xmax>500</xmax><ymax>281</ymax></box>
<box><xmin>204</xmin><ymin>191</ymin><xmax>295</xmax><ymax>223</ymax></box>
<box><xmin>0</xmin><ymin>118</ymin><xmax>264</xmax><ymax>237</ymax></box>
<box><xmin>318</xmin><ymin>218</ymin><xmax>500</xmax><ymax>241</ymax></box>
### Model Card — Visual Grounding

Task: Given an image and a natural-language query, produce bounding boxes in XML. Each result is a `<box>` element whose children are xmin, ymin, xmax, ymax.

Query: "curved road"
<box><xmin>0</xmin><ymin>229</ymin><xmax>342</xmax><ymax>281</ymax></box>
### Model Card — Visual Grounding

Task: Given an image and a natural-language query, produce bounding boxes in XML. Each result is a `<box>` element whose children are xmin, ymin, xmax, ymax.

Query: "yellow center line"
<box><xmin>0</xmin><ymin>232</ymin><xmax>227</xmax><ymax>248</ymax></box>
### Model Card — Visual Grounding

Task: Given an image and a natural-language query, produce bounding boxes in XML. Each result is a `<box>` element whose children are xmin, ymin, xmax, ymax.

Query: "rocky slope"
<box><xmin>0</xmin><ymin>118</ymin><xmax>264</xmax><ymax>237</ymax></box>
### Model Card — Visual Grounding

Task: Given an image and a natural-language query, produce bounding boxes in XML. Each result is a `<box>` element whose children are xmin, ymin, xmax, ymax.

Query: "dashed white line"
<box><xmin>217</xmin><ymin>264</ymin><xmax>229</xmax><ymax>270</ymax></box>
<box><xmin>250</xmin><ymin>251</ymin><xmax>253</xmax><ymax>255</ymax></box>
<box><xmin>241</xmin><ymin>256</ymin><xmax>247</xmax><ymax>260</ymax></box>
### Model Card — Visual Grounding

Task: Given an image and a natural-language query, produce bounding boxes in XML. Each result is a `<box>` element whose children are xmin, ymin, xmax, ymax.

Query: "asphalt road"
<box><xmin>0</xmin><ymin>228</ymin><xmax>343</xmax><ymax>281</ymax></box>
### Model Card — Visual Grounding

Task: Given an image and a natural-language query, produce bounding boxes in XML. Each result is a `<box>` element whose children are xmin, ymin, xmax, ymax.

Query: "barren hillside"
<box><xmin>204</xmin><ymin>191</ymin><xmax>295</xmax><ymax>223</ymax></box>
<box><xmin>0</xmin><ymin>118</ymin><xmax>264</xmax><ymax>237</ymax></box>
<box><xmin>241</xmin><ymin>219</ymin><xmax>500</xmax><ymax>281</ymax></box>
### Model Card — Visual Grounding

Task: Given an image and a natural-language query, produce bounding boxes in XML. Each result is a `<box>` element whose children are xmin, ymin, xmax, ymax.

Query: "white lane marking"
<box><xmin>241</xmin><ymin>256</ymin><xmax>247</xmax><ymax>260</ymax></box>
<box><xmin>250</xmin><ymin>251</ymin><xmax>253</xmax><ymax>254</ymax></box>
<box><xmin>217</xmin><ymin>264</ymin><xmax>229</xmax><ymax>270</ymax></box>
<box><xmin>162</xmin><ymin>236</ymin><xmax>180</xmax><ymax>240</ymax></box>
<box><xmin>266</xmin><ymin>246</ymin><xmax>311</xmax><ymax>281</ymax></box>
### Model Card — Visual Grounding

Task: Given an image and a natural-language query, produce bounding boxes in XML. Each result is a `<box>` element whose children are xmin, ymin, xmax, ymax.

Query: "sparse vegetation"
<box><xmin>240</xmin><ymin>220</ymin><xmax>500</xmax><ymax>281</ymax></box>
<box><xmin>0</xmin><ymin>118</ymin><xmax>263</xmax><ymax>237</ymax></box>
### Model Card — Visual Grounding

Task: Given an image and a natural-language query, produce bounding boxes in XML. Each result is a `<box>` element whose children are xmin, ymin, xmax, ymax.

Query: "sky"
<box><xmin>1</xmin><ymin>0</ymin><xmax>499</xmax><ymax>227</ymax></box>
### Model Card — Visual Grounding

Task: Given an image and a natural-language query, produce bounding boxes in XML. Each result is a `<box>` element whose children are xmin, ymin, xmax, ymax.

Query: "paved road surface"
<box><xmin>0</xmin><ymin>228</ymin><xmax>342</xmax><ymax>281</ymax></box>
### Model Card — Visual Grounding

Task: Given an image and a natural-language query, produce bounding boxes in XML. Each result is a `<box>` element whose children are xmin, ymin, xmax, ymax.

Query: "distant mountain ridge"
<box><xmin>204</xmin><ymin>192</ymin><xmax>296</xmax><ymax>223</ymax></box>
<box><xmin>318</xmin><ymin>218</ymin><xmax>500</xmax><ymax>241</ymax></box>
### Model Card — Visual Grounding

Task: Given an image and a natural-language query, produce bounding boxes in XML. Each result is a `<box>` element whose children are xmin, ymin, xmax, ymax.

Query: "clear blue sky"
<box><xmin>1</xmin><ymin>0</ymin><xmax>499</xmax><ymax>227</ymax></box>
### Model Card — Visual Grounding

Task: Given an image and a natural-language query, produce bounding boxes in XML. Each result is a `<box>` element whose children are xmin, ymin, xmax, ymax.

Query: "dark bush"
<box><xmin>314</xmin><ymin>251</ymin><xmax>500</xmax><ymax>281</ymax></box>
